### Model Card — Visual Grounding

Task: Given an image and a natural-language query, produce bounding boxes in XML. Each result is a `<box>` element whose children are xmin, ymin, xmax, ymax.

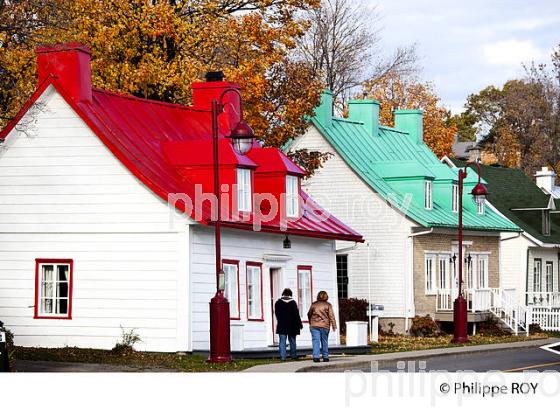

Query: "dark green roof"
<box><xmin>452</xmin><ymin>159</ymin><xmax>560</xmax><ymax>244</ymax></box>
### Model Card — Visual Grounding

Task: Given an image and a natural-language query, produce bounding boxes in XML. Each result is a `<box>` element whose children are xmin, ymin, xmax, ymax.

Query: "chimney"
<box><xmin>348</xmin><ymin>99</ymin><xmax>380</xmax><ymax>137</ymax></box>
<box><xmin>192</xmin><ymin>71</ymin><xmax>241</xmax><ymax>132</ymax></box>
<box><xmin>394</xmin><ymin>109</ymin><xmax>423</xmax><ymax>144</ymax></box>
<box><xmin>313</xmin><ymin>90</ymin><xmax>333</xmax><ymax>127</ymax></box>
<box><xmin>535</xmin><ymin>166</ymin><xmax>556</xmax><ymax>194</ymax></box>
<box><xmin>36</xmin><ymin>42</ymin><xmax>92</xmax><ymax>103</ymax></box>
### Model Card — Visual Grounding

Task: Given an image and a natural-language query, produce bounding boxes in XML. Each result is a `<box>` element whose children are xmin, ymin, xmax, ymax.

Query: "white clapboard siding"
<box><xmin>289</xmin><ymin>126</ymin><xmax>417</xmax><ymax>319</ymax></box>
<box><xmin>0</xmin><ymin>86</ymin><xmax>191</xmax><ymax>352</ymax></box>
<box><xmin>190</xmin><ymin>225</ymin><xmax>339</xmax><ymax>350</ymax></box>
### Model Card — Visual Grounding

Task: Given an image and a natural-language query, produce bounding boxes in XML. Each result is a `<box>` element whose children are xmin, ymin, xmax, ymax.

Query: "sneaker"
<box><xmin>323</xmin><ymin>358</ymin><xmax>330</xmax><ymax>362</ymax></box>
<box><xmin>313</xmin><ymin>358</ymin><xmax>320</xmax><ymax>363</ymax></box>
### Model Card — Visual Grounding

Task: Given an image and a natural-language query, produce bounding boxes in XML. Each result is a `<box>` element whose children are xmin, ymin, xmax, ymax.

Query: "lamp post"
<box><xmin>452</xmin><ymin>162</ymin><xmax>488</xmax><ymax>344</ymax></box>
<box><xmin>208</xmin><ymin>76</ymin><xmax>256</xmax><ymax>363</ymax></box>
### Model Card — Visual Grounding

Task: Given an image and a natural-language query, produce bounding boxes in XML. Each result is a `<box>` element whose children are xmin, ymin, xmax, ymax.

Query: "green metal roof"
<box><xmin>310</xmin><ymin>96</ymin><xmax>520</xmax><ymax>232</ymax></box>
<box><xmin>452</xmin><ymin>159</ymin><xmax>560</xmax><ymax>243</ymax></box>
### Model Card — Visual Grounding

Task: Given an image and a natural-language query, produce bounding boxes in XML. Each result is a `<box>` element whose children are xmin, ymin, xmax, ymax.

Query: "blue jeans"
<box><xmin>278</xmin><ymin>334</ymin><xmax>297</xmax><ymax>360</ymax></box>
<box><xmin>310</xmin><ymin>327</ymin><xmax>330</xmax><ymax>359</ymax></box>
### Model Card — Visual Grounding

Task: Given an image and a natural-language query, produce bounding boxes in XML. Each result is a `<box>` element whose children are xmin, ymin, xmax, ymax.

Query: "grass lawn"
<box><xmin>369</xmin><ymin>332</ymin><xmax>553</xmax><ymax>355</ymax></box>
<box><xmin>11</xmin><ymin>332</ymin><xmax>557</xmax><ymax>372</ymax></box>
<box><xmin>12</xmin><ymin>346</ymin><xmax>278</xmax><ymax>372</ymax></box>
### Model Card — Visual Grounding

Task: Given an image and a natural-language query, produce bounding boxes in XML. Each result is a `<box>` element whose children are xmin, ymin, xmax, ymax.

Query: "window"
<box><xmin>285</xmin><ymin>175</ymin><xmax>299</xmax><ymax>218</ymax></box>
<box><xmin>452</xmin><ymin>184</ymin><xmax>459</xmax><ymax>213</ymax></box>
<box><xmin>546</xmin><ymin>262</ymin><xmax>554</xmax><ymax>293</ymax></box>
<box><xmin>298</xmin><ymin>266</ymin><xmax>313</xmax><ymax>319</ymax></box>
<box><xmin>477</xmin><ymin>255</ymin><xmax>489</xmax><ymax>288</ymax></box>
<box><xmin>534</xmin><ymin>259</ymin><xmax>543</xmax><ymax>292</ymax></box>
<box><xmin>424</xmin><ymin>180</ymin><xmax>432</xmax><ymax>210</ymax></box>
<box><xmin>246</xmin><ymin>262</ymin><xmax>263</xmax><ymax>320</ymax></box>
<box><xmin>466</xmin><ymin>255</ymin><xmax>474</xmax><ymax>289</ymax></box>
<box><xmin>477</xmin><ymin>200</ymin><xmax>485</xmax><ymax>215</ymax></box>
<box><xmin>35</xmin><ymin>259</ymin><xmax>73</xmax><ymax>319</ymax></box>
<box><xmin>543</xmin><ymin>210</ymin><xmax>551</xmax><ymax>236</ymax></box>
<box><xmin>336</xmin><ymin>255</ymin><xmax>348</xmax><ymax>299</ymax></box>
<box><xmin>236</xmin><ymin>168</ymin><xmax>252</xmax><ymax>212</ymax></box>
<box><xmin>425</xmin><ymin>254</ymin><xmax>436</xmax><ymax>294</ymax></box>
<box><xmin>438</xmin><ymin>255</ymin><xmax>449</xmax><ymax>289</ymax></box>
<box><xmin>223</xmin><ymin>260</ymin><xmax>240</xmax><ymax>319</ymax></box>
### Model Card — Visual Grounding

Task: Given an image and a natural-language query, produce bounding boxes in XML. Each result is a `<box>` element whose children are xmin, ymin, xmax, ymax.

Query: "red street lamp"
<box><xmin>452</xmin><ymin>161</ymin><xmax>488</xmax><ymax>344</ymax></box>
<box><xmin>208</xmin><ymin>73</ymin><xmax>256</xmax><ymax>363</ymax></box>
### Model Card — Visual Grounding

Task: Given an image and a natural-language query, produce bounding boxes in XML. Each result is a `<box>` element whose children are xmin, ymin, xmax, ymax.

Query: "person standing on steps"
<box><xmin>307</xmin><ymin>291</ymin><xmax>337</xmax><ymax>363</ymax></box>
<box><xmin>274</xmin><ymin>288</ymin><xmax>303</xmax><ymax>361</ymax></box>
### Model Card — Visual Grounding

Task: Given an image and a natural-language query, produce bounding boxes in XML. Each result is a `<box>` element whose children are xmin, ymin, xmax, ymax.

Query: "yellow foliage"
<box><xmin>362</xmin><ymin>72</ymin><xmax>457</xmax><ymax>158</ymax></box>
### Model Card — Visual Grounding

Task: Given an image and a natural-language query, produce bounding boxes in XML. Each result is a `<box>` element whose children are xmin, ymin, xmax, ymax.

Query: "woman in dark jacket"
<box><xmin>274</xmin><ymin>288</ymin><xmax>303</xmax><ymax>360</ymax></box>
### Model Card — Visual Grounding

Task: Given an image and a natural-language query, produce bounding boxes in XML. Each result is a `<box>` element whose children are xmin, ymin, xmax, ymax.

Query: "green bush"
<box><xmin>409</xmin><ymin>315</ymin><xmax>442</xmax><ymax>337</ymax></box>
<box><xmin>338</xmin><ymin>298</ymin><xmax>369</xmax><ymax>335</ymax></box>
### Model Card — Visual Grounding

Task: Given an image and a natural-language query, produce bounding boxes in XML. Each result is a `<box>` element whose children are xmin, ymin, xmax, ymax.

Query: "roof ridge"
<box><xmin>92</xmin><ymin>88</ymin><xmax>208</xmax><ymax>113</ymax></box>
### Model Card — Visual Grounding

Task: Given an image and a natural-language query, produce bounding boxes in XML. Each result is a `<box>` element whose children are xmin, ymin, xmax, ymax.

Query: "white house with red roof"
<box><xmin>0</xmin><ymin>43</ymin><xmax>362</xmax><ymax>352</ymax></box>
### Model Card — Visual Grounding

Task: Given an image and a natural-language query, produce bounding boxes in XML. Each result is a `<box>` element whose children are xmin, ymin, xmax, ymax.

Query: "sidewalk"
<box><xmin>244</xmin><ymin>338</ymin><xmax>559</xmax><ymax>373</ymax></box>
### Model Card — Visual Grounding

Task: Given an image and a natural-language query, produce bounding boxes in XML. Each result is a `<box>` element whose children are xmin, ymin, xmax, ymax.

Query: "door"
<box><xmin>269</xmin><ymin>268</ymin><xmax>282</xmax><ymax>344</ymax></box>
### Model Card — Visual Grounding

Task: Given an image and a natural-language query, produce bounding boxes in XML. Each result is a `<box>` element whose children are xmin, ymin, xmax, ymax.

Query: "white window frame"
<box><xmin>477</xmin><ymin>254</ymin><xmax>489</xmax><ymax>289</ymax></box>
<box><xmin>297</xmin><ymin>266</ymin><xmax>313</xmax><ymax>320</ymax></box>
<box><xmin>545</xmin><ymin>261</ymin><xmax>554</xmax><ymax>293</ymax></box>
<box><xmin>425</xmin><ymin>253</ymin><xmax>436</xmax><ymax>294</ymax></box>
<box><xmin>36</xmin><ymin>260</ymin><xmax>72</xmax><ymax>319</ymax></box>
<box><xmin>236</xmin><ymin>168</ymin><xmax>252</xmax><ymax>212</ymax></box>
<box><xmin>438</xmin><ymin>254</ymin><xmax>450</xmax><ymax>289</ymax></box>
<box><xmin>452</xmin><ymin>184</ymin><xmax>459</xmax><ymax>213</ymax></box>
<box><xmin>424</xmin><ymin>180</ymin><xmax>433</xmax><ymax>210</ymax></box>
<box><xmin>477</xmin><ymin>200</ymin><xmax>485</xmax><ymax>215</ymax></box>
<box><xmin>246</xmin><ymin>263</ymin><xmax>263</xmax><ymax>320</ymax></box>
<box><xmin>223</xmin><ymin>260</ymin><xmax>240</xmax><ymax>319</ymax></box>
<box><xmin>534</xmin><ymin>259</ymin><xmax>543</xmax><ymax>292</ymax></box>
<box><xmin>285</xmin><ymin>174</ymin><xmax>299</xmax><ymax>218</ymax></box>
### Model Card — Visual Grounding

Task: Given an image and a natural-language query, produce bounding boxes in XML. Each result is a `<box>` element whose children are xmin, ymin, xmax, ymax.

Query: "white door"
<box><xmin>269</xmin><ymin>268</ymin><xmax>282</xmax><ymax>344</ymax></box>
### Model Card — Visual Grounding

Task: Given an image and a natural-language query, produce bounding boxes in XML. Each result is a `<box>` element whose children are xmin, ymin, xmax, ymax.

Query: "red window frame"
<box><xmin>34</xmin><ymin>258</ymin><xmax>74</xmax><ymax>320</ymax></box>
<box><xmin>222</xmin><ymin>259</ymin><xmax>241</xmax><ymax>320</ymax></box>
<box><xmin>297</xmin><ymin>265</ymin><xmax>313</xmax><ymax>323</ymax></box>
<box><xmin>245</xmin><ymin>261</ymin><xmax>264</xmax><ymax>321</ymax></box>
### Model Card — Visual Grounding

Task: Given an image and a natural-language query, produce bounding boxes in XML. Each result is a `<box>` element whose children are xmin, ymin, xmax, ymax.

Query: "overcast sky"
<box><xmin>370</xmin><ymin>0</ymin><xmax>560</xmax><ymax>113</ymax></box>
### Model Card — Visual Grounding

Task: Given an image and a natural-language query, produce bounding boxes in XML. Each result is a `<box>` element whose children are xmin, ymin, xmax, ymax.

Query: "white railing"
<box><xmin>435</xmin><ymin>288</ymin><xmax>529</xmax><ymax>335</ymax></box>
<box><xmin>526</xmin><ymin>292</ymin><xmax>560</xmax><ymax>308</ymax></box>
<box><xmin>526</xmin><ymin>306</ymin><xmax>560</xmax><ymax>331</ymax></box>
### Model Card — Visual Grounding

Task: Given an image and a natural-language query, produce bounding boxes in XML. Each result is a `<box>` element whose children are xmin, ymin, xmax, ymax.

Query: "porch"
<box><xmin>526</xmin><ymin>292</ymin><xmax>560</xmax><ymax>308</ymax></box>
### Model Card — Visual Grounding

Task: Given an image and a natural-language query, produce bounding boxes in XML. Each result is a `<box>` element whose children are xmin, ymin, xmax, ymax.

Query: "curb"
<box><xmin>244</xmin><ymin>337</ymin><xmax>558</xmax><ymax>373</ymax></box>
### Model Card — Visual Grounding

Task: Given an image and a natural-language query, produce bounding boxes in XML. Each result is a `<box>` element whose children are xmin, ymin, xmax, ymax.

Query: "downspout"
<box><xmin>525</xmin><ymin>248</ymin><xmax>530</xmax><ymax>306</ymax></box>
<box><xmin>406</xmin><ymin>228</ymin><xmax>434</xmax><ymax>332</ymax></box>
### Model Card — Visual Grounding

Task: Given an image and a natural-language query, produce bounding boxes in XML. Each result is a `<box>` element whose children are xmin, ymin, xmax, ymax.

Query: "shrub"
<box><xmin>529</xmin><ymin>323</ymin><xmax>543</xmax><ymax>335</ymax></box>
<box><xmin>112</xmin><ymin>326</ymin><xmax>142</xmax><ymax>356</ymax></box>
<box><xmin>476</xmin><ymin>318</ymin><xmax>508</xmax><ymax>336</ymax></box>
<box><xmin>338</xmin><ymin>298</ymin><xmax>369</xmax><ymax>334</ymax></box>
<box><xmin>409</xmin><ymin>315</ymin><xmax>442</xmax><ymax>337</ymax></box>
<box><xmin>379</xmin><ymin>321</ymin><xmax>397</xmax><ymax>336</ymax></box>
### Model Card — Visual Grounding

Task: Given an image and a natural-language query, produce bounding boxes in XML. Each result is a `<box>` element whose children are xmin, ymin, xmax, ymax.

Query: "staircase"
<box><xmin>489</xmin><ymin>288</ymin><xmax>528</xmax><ymax>336</ymax></box>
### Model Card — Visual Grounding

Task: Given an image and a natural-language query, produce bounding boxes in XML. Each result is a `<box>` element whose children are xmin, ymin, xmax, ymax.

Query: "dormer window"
<box><xmin>286</xmin><ymin>175</ymin><xmax>299</xmax><ymax>217</ymax></box>
<box><xmin>452</xmin><ymin>184</ymin><xmax>459</xmax><ymax>213</ymax></box>
<box><xmin>237</xmin><ymin>168</ymin><xmax>252</xmax><ymax>212</ymax></box>
<box><xmin>543</xmin><ymin>209</ymin><xmax>551</xmax><ymax>236</ymax></box>
<box><xmin>424</xmin><ymin>180</ymin><xmax>432</xmax><ymax>210</ymax></box>
<box><xmin>477</xmin><ymin>200</ymin><xmax>485</xmax><ymax>215</ymax></box>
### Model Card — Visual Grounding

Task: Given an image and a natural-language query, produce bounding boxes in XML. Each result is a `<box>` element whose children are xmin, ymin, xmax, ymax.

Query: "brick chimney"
<box><xmin>192</xmin><ymin>71</ymin><xmax>241</xmax><ymax>133</ymax></box>
<box><xmin>36</xmin><ymin>42</ymin><xmax>92</xmax><ymax>103</ymax></box>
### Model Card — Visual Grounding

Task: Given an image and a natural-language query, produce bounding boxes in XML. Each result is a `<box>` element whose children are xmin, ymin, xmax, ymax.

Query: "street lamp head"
<box><xmin>228</xmin><ymin>119</ymin><xmax>255</xmax><ymax>155</ymax></box>
<box><xmin>470</xmin><ymin>181</ymin><xmax>488</xmax><ymax>205</ymax></box>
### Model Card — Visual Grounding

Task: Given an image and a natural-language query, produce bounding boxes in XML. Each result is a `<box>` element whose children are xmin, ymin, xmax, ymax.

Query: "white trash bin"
<box><xmin>345</xmin><ymin>321</ymin><xmax>368</xmax><ymax>346</ymax></box>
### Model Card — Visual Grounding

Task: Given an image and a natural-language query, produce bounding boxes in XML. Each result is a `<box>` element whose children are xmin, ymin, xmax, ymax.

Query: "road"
<box><xmin>324</xmin><ymin>345</ymin><xmax>560</xmax><ymax>373</ymax></box>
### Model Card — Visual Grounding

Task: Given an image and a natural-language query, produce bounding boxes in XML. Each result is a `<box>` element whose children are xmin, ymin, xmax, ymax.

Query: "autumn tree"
<box><xmin>296</xmin><ymin>0</ymin><xmax>418</xmax><ymax>111</ymax></box>
<box><xmin>361</xmin><ymin>71</ymin><xmax>457</xmax><ymax>158</ymax></box>
<box><xmin>0</xmin><ymin>0</ymin><xmax>328</xmax><ymax>174</ymax></box>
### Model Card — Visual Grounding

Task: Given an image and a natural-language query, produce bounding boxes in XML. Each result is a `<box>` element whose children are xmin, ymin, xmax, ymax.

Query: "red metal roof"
<box><xmin>0</xmin><ymin>77</ymin><xmax>363</xmax><ymax>242</ymax></box>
